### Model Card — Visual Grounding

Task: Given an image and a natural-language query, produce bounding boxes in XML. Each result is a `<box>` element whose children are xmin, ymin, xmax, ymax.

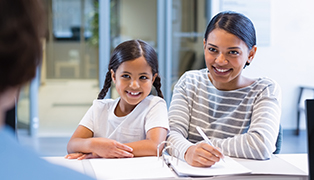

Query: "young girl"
<box><xmin>66</xmin><ymin>40</ymin><xmax>169</xmax><ymax>159</ymax></box>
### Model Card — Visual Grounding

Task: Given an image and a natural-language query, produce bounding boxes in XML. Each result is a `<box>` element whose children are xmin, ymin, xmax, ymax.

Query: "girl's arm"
<box><xmin>67</xmin><ymin>125</ymin><xmax>133</xmax><ymax>158</ymax></box>
<box><xmin>124</xmin><ymin>127</ymin><xmax>168</xmax><ymax>157</ymax></box>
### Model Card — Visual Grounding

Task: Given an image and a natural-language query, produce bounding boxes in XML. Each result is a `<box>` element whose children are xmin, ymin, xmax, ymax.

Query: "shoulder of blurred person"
<box><xmin>0</xmin><ymin>126</ymin><xmax>94</xmax><ymax>179</ymax></box>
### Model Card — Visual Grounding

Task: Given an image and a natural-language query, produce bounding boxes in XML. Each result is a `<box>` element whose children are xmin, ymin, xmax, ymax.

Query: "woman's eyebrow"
<box><xmin>207</xmin><ymin>43</ymin><xmax>218</xmax><ymax>48</ymax></box>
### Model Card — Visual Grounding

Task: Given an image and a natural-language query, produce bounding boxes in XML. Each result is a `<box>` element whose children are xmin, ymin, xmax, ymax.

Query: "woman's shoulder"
<box><xmin>254</xmin><ymin>77</ymin><xmax>280</xmax><ymax>88</ymax></box>
<box><xmin>251</xmin><ymin>77</ymin><xmax>281</xmax><ymax>95</ymax></box>
<box><xmin>182</xmin><ymin>68</ymin><xmax>208</xmax><ymax>78</ymax></box>
<box><xmin>178</xmin><ymin>68</ymin><xmax>209</xmax><ymax>84</ymax></box>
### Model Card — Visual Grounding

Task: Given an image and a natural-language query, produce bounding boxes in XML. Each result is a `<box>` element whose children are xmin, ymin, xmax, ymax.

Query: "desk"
<box><xmin>43</xmin><ymin>154</ymin><xmax>308</xmax><ymax>180</ymax></box>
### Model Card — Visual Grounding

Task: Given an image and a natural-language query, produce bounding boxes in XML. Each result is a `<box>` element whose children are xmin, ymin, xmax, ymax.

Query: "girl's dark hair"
<box><xmin>98</xmin><ymin>39</ymin><xmax>164</xmax><ymax>99</ymax></box>
<box><xmin>204</xmin><ymin>11</ymin><xmax>256</xmax><ymax>50</ymax></box>
<box><xmin>0</xmin><ymin>0</ymin><xmax>45</xmax><ymax>92</ymax></box>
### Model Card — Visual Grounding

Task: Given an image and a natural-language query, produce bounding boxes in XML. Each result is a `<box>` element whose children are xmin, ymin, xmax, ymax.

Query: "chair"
<box><xmin>273</xmin><ymin>124</ymin><xmax>283</xmax><ymax>154</ymax></box>
<box><xmin>297</xmin><ymin>86</ymin><xmax>314</xmax><ymax>135</ymax></box>
<box><xmin>55</xmin><ymin>49</ymin><xmax>80</xmax><ymax>78</ymax></box>
<box><xmin>305</xmin><ymin>99</ymin><xmax>314</xmax><ymax>179</ymax></box>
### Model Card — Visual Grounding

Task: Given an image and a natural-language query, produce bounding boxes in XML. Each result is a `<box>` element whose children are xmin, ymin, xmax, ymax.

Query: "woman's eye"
<box><xmin>208</xmin><ymin>48</ymin><xmax>217</xmax><ymax>52</ymax></box>
<box><xmin>229</xmin><ymin>51</ymin><xmax>239</xmax><ymax>55</ymax></box>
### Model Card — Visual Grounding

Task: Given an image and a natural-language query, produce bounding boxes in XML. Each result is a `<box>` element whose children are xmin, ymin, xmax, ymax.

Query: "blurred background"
<box><xmin>16</xmin><ymin>0</ymin><xmax>314</xmax><ymax>156</ymax></box>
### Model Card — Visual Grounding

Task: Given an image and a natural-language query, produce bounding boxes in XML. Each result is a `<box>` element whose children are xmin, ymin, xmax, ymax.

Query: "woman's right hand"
<box><xmin>184</xmin><ymin>142</ymin><xmax>223</xmax><ymax>167</ymax></box>
<box><xmin>91</xmin><ymin>138</ymin><xmax>134</xmax><ymax>158</ymax></box>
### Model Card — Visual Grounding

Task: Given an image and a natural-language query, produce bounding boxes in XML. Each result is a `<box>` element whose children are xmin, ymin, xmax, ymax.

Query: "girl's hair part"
<box><xmin>97</xmin><ymin>39</ymin><xmax>164</xmax><ymax>99</ymax></box>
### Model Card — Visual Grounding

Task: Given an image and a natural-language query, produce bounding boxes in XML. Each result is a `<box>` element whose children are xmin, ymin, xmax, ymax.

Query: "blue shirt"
<box><xmin>0</xmin><ymin>126</ymin><xmax>94</xmax><ymax>180</ymax></box>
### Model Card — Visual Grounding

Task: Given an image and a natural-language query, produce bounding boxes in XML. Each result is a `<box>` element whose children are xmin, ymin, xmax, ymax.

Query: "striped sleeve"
<box><xmin>212</xmin><ymin>81</ymin><xmax>281</xmax><ymax>160</ymax></box>
<box><xmin>167</xmin><ymin>72</ymin><xmax>195</xmax><ymax>160</ymax></box>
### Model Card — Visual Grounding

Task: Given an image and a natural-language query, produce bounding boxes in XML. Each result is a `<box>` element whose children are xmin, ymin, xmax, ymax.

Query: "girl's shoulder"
<box><xmin>91</xmin><ymin>98</ymin><xmax>118</xmax><ymax>109</ymax></box>
<box><xmin>142</xmin><ymin>95</ymin><xmax>166</xmax><ymax>105</ymax></box>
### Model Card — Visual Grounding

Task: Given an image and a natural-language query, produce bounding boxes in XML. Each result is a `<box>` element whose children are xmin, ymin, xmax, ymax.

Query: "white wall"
<box><xmin>242</xmin><ymin>0</ymin><xmax>314</xmax><ymax>129</ymax></box>
<box><xmin>119</xmin><ymin>0</ymin><xmax>314</xmax><ymax>130</ymax></box>
<box><xmin>119</xmin><ymin>0</ymin><xmax>157</xmax><ymax>47</ymax></box>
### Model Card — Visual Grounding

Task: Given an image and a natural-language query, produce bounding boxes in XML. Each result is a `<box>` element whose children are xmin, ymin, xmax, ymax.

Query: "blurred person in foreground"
<box><xmin>0</xmin><ymin>0</ymin><xmax>94</xmax><ymax>179</ymax></box>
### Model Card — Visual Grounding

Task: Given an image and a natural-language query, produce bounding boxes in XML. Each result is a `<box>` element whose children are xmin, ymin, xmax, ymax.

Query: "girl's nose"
<box><xmin>130</xmin><ymin>80</ymin><xmax>140</xmax><ymax>88</ymax></box>
<box><xmin>215</xmin><ymin>53</ymin><xmax>228</xmax><ymax>65</ymax></box>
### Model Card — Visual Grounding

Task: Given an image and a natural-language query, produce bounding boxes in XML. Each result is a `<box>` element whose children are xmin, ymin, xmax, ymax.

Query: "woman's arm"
<box><xmin>212</xmin><ymin>83</ymin><xmax>282</xmax><ymax>160</ymax></box>
<box><xmin>124</xmin><ymin>127</ymin><xmax>168</xmax><ymax>157</ymax></box>
<box><xmin>67</xmin><ymin>125</ymin><xmax>133</xmax><ymax>158</ymax></box>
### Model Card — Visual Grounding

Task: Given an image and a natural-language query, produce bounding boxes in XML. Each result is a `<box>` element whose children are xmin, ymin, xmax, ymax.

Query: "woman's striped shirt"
<box><xmin>167</xmin><ymin>68</ymin><xmax>281</xmax><ymax>160</ymax></box>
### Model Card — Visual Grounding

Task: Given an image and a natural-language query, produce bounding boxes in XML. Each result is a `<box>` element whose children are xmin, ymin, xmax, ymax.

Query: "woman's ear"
<box><xmin>110</xmin><ymin>69</ymin><xmax>116</xmax><ymax>83</ymax></box>
<box><xmin>247</xmin><ymin>45</ymin><xmax>257</xmax><ymax>64</ymax></box>
<box><xmin>203</xmin><ymin>39</ymin><xmax>206</xmax><ymax>50</ymax></box>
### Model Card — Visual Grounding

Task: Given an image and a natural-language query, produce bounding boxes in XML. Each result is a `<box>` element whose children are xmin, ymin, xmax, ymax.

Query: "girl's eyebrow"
<box><xmin>121</xmin><ymin>71</ymin><xmax>150</xmax><ymax>75</ymax></box>
<box><xmin>207</xmin><ymin>43</ymin><xmax>241</xmax><ymax>50</ymax></box>
<box><xmin>121</xmin><ymin>71</ymin><xmax>131</xmax><ymax>74</ymax></box>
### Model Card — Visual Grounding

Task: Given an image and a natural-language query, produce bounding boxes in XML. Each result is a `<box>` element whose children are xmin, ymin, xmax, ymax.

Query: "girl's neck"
<box><xmin>114</xmin><ymin>100</ymin><xmax>137</xmax><ymax>117</ymax></box>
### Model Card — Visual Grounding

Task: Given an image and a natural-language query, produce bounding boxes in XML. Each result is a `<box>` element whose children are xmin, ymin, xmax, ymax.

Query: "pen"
<box><xmin>196</xmin><ymin>126</ymin><xmax>225</xmax><ymax>162</ymax></box>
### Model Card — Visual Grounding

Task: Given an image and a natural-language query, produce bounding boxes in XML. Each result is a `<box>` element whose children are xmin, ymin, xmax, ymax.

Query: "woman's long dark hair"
<box><xmin>97</xmin><ymin>39</ymin><xmax>164</xmax><ymax>99</ymax></box>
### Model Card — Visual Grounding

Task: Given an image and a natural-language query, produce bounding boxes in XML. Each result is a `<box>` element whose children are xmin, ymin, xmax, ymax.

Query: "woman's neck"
<box><xmin>209</xmin><ymin>75</ymin><xmax>255</xmax><ymax>91</ymax></box>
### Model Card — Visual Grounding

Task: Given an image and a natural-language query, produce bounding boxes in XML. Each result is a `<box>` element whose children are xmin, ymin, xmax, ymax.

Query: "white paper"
<box><xmin>167</xmin><ymin>155</ymin><xmax>251</xmax><ymax>177</ymax></box>
<box><xmin>89</xmin><ymin>156</ymin><xmax>176</xmax><ymax>180</ymax></box>
<box><xmin>43</xmin><ymin>156</ymin><xmax>85</xmax><ymax>174</ymax></box>
<box><xmin>235</xmin><ymin>155</ymin><xmax>308</xmax><ymax>176</ymax></box>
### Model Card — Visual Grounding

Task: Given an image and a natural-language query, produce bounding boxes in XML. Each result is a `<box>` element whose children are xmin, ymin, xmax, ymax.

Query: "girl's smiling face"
<box><xmin>204</xmin><ymin>28</ymin><xmax>257</xmax><ymax>90</ymax></box>
<box><xmin>111</xmin><ymin>56</ymin><xmax>156</xmax><ymax>111</ymax></box>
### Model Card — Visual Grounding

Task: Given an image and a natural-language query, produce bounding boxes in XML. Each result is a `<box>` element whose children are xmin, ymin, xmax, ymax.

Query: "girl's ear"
<box><xmin>152</xmin><ymin>73</ymin><xmax>158</xmax><ymax>84</ymax></box>
<box><xmin>110</xmin><ymin>69</ymin><xmax>116</xmax><ymax>83</ymax></box>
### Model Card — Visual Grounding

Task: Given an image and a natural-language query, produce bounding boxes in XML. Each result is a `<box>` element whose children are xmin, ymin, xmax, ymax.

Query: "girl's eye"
<box><xmin>140</xmin><ymin>76</ymin><xmax>148</xmax><ymax>80</ymax></box>
<box><xmin>229</xmin><ymin>50</ymin><xmax>239</xmax><ymax>55</ymax></box>
<box><xmin>122</xmin><ymin>74</ymin><xmax>130</xmax><ymax>78</ymax></box>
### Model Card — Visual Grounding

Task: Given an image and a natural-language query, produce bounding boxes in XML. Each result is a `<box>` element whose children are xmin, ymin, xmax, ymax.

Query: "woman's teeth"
<box><xmin>216</xmin><ymin>68</ymin><xmax>229</xmax><ymax>72</ymax></box>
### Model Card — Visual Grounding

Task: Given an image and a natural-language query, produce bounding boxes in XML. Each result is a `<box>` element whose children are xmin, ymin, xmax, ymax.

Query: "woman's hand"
<box><xmin>90</xmin><ymin>138</ymin><xmax>134</xmax><ymax>158</ymax></box>
<box><xmin>184</xmin><ymin>142</ymin><xmax>223</xmax><ymax>167</ymax></box>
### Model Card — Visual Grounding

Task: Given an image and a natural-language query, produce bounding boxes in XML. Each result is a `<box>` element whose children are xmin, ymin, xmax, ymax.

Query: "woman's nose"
<box><xmin>215</xmin><ymin>53</ymin><xmax>228</xmax><ymax>65</ymax></box>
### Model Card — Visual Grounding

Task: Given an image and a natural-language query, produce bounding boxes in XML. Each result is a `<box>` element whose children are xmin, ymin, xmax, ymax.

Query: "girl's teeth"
<box><xmin>130</xmin><ymin>92</ymin><xmax>139</xmax><ymax>95</ymax></box>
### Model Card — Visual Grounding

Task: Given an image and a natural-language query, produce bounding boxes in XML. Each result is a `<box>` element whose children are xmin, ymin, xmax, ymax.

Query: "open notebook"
<box><xmin>164</xmin><ymin>154</ymin><xmax>251</xmax><ymax>177</ymax></box>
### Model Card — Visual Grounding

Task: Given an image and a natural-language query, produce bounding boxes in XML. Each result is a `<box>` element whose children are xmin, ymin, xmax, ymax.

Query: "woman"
<box><xmin>167</xmin><ymin>11</ymin><xmax>281</xmax><ymax>167</ymax></box>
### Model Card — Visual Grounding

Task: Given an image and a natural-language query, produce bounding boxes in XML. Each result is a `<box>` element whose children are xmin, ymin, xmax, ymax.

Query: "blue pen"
<box><xmin>196</xmin><ymin>126</ymin><xmax>225</xmax><ymax>162</ymax></box>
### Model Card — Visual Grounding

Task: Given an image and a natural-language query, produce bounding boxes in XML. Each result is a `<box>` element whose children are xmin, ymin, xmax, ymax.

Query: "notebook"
<box><xmin>164</xmin><ymin>154</ymin><xmax>251</xmax><ymax>177</ymax></box>
<box><xmin>306</xmin><ymin>99</ymin><xmax>314</xmax><ymax>180</ymax></box>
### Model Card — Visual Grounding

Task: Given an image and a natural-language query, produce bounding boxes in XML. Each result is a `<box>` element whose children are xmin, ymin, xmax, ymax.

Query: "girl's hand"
<box><xmin>91</xmin><ymin>138</ymin><xmax>134</xmax><ymax>158</ymax></box>
<box><xmin>184</xmin><ymin>142</ymin><xmax>222</xmax><ymax>167</ymax></box>
<box><xmin>65</xmin><ymin>152</ymin><xmax>100</xmax><ymax>160</ymax></box>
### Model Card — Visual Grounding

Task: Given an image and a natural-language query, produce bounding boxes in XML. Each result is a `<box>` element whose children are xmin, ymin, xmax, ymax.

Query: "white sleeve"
<box><xmin>144</xmin><ymin>99</ymin><xmax>169</xmax><ymax>132</ymax></box>
<box><xmin>79</xmin><ymin>100</ymin><xmax>96</xmax><ymax>132</ymax></box>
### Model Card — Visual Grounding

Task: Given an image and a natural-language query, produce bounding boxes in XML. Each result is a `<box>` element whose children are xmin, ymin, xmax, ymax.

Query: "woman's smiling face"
<box><xmin>204</xmin><ymin>28</ymin><xmax>256</xmax><ymax>90</ymax></box>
